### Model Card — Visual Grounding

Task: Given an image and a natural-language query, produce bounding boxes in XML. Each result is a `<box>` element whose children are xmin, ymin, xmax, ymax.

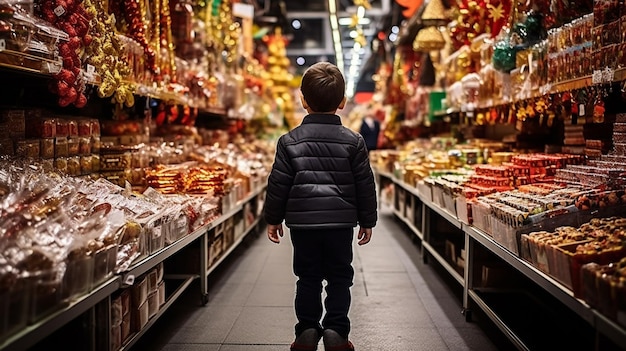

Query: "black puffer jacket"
<box><xmin>263</xmin><ymin>114</ymin><xmax>377</xmax><ymax>229</ymax></box>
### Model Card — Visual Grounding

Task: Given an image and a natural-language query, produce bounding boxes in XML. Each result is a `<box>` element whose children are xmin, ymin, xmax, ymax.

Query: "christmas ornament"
<box><xmin>413</xmin><ymin>26</ymin><xmax>445</xmax><ymax>52</ymax></box>
<box><xmin>492</xmin><ymin>28</ymin><xmax>519</xmax><ymax>73</ymax></box>
<box><xmin>37</xmin><ymin>0</ymin><xmax>94</xmax><ymax>108</ymax></box>
<box><xmin>421</xmin><ymin>0</ymin><xmax>448</xmax><ymax>27</ymax></box>
<box><xmin>448</xmin><ymin>0</ymin><xmax>511</xmax><ymax>50</ymax></box>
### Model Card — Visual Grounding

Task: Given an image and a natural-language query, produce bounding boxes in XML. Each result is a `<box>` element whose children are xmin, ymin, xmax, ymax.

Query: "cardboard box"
<box><xmin>133</xmin><ymin>300</ymin><xmax>149</xmax><ymax>331</ymax></box>
<box><xmin>111</xmin><ymin>295</ymin><xmax>123</xmax><ymax>326</ymax></box>
<box><xmin>209</xmin><ymin>234</ymin><xmax>224</xmax><ymax>267</ymax></box>
<box><xmin>158</xmin><ymin>281</ymin><xmax>165</xmax><ymax>307</ymax></box>
<box><xmin>121</xmin><ymin>313</ymin><xmax>132</xmax><ymax>344</ymax></box>
<box><xmin>456</xmin><ymin>196</ymin><xmax>471</xmax><ymax>225</ymax></box>
<box><xmin>155</xmin><ymin>262</ymin><xmax>164</xmax><ymax>283</ymax></box>
<box><xmin>147</xmin><ymin>269</ymin><xmax>158</xmax><ymax>293</ymax></box>
<box><xmin>147</xmin><ymin>291</ymin><xmax>159</xmax><ymax>319</ymax></box>
<box><xmin>132</xmin><ymin>276</ymin><xmax>148</xmax><ymax>307</ymax></box>
<box><xmin>120</xmin><ymin>289</ymin><xmax>131</xmax><ymax>316</ymax></box>
<box><xmin>110</xmin><ymin>323</ymin><xmax>121</xmax><ymax>351</ymax></box>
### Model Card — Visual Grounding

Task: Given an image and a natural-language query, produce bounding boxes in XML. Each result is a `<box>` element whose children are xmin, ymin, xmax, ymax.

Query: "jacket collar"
<box><xmin>301</xmin><ymin>114</ymin><xmax>342</xmax><ymax>125</ymax></box>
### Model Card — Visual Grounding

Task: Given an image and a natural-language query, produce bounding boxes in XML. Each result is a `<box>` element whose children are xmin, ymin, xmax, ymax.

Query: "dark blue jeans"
<box><xmin>290</xmin><ymin>227</ymin><xmax>354</xmax><ymax>339</ymax></box>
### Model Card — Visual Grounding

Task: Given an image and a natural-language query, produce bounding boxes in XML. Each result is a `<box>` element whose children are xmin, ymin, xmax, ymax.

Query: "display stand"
<box><xmin>375</xmin><ymin>170</ymin><xmax>626</xmax><ymax>350</ymax></box>
<box><xmin>0</xmin><ymin>186</ymin><xmax>266</xmax><ymax>351</ymax></box>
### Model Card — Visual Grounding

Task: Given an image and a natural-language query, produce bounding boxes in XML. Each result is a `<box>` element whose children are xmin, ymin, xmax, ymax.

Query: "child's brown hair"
<box><xmin>300</xmin><ymin>62</ymin><xmax>346</xmax><ymax>113</ymax></box>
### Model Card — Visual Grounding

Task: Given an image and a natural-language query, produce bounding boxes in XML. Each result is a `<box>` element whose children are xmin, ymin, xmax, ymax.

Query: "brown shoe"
<box><xmin>323</xmin><ymin>329</ymin><xmax>355</xmax><ymax>351</ymax></box>
<box><xmin>290</xmin><ymin>328</ymin><xmax>321</xmax><ymax>351</ymax></box>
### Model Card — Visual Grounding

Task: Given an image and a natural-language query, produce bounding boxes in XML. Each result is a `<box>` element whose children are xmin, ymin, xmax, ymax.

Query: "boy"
<box><xmin>263</xmin><ymin>62</ymin><xmax>378</xmax><ymax>351</ymax></box>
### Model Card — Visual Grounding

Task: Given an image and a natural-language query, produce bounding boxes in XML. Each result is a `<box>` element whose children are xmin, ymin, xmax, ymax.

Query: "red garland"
<box><xmin>37</xmin><ymin>0</ymin><xmax>92</xmax><ymax>108</ymax></box>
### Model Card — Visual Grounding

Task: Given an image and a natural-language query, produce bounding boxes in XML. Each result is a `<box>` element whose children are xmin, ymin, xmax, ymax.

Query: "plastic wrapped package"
<box><xmin>39</xmin><ymin>138</ymin><xmax>54</xmax><ymax>159</ymax></box>
<box><xmin>14</xmin><ymin>139</ymin><xmax>39</xmax><ymax>158</ymax></box>
<box><xmin>79</xmin><ymin>155</ymin><xmax>92</xmax><ymax>175</ymax></box>
<box><xmin>55</xmin><ymin>137</ymin><xmax>68</xmax><ymax>158</ymax></box>
<box><xmin>25</xmin><ymin>263</ymin><xmax>67</xmax><ymax>323</ymax></box>
<box><xmin>111</xmin><ymin>212</ymin><xmax>146</xmax><ymax>273</ymax></box>
<box><xmin>77</xmin><ymin>119</ymin><xmax>92</xmax><ymax>137</ymax></box>
<box><xmin>169</xmin><ymin>205</ymin><xmax>189</xmax><ymax>242</ymax></box>
<box><xmin>142</xmin><ymin>213</ymin><xmax>165</xmax><ymax>255</ymax></box>
<box><xmin>67</xmin><ymin>137</ymin><xmax>79</xmax><ymax>156</ymax></box>
<box><xmin>67</xmin><ymin>156</ymin><xmax>80</xmax><ymax>176</ymax></box>
<box><xmin>100</xmin><ymin>149</ymin><xmax>131</xmax><ymax>172</ymax></box>
<box><xmin>0</xmin><ymin>261</ymin><xmax>28</xmax><ymax>341</ymax></box>
<box><xmin>55</xmin><ymin>120</ymin><xmax>69</xmax><ymax>138</ymax></box>
<box><xmin>63</xmin><ymin>245</ymin><xmax>93</xmax><ymax>299</ymax></box>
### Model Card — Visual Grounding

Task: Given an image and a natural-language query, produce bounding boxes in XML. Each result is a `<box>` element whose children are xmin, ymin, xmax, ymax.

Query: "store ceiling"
<box><xmin>253</xmin><ymin>0</ymin><xmax>401</xmax><ymax>98</ymax></box>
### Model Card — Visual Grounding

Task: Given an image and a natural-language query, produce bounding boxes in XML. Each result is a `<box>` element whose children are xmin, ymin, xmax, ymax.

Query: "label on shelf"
<box><xmin>124</xmin><ymin>274</ymin><xmax>135</xmax><ymax>285</ymax></box>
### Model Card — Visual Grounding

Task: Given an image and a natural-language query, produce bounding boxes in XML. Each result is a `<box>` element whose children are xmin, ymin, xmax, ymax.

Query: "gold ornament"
<box><xmin>413</xmin><ymin>26</ymin><xmax>445</xmax><ymax>52</ymax></box>
<box><xmin>421</xmin><ymin>0</ymin><xmax>448</xmax><ymax>26</ymax></box>
<box><xmin>353</xmin><ymin>0</ymin><xmax>371</xmax><ymax>10</ymax></box>
<box><xmin>349</xmin><ymin>14</ymin><xmax>359</xmax><ymax>28</ymax></box>
<box><xmin>487</xmin><ymin>2</ymin><xmax>505</xmax><ymax>22</ymax></box>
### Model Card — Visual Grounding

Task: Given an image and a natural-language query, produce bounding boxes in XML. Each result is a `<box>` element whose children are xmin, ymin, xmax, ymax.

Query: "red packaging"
<box><xmin>56</xmin><ymin>120</ymin><xmax>69</xmax><ymax>137</ymax></box>
<box><xmin>78</xmin><ymin>119</ymin><xmax>93</xmax><ymax>136</ymax></box>
<box><xmin>68</xmin><ymin>119</ymin><xmax>78</xmax><ymax>137</ymax></box>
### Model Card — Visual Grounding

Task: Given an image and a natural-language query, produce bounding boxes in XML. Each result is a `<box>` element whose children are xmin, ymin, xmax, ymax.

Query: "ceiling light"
<box><xmin>391</xmin><ymin>25</ymin><xmax>399</xmax><ymax>34</ymax></box>
<box><xmin>291</xmin><ymin>19</ymin><xmax>301</xmax><ymax>30</ymax></box>
<box><xmin>296</xmin><ymin>56</ymin><xmax>306</xmax><ymax>65</ymax></box>
<box><xmin>328</xmin><ymin>0</ymin><xmax>344</xmax><ymax>73</ymax></box>
<box><xmin>338</xmin><ymin>17</ymin><xmax>371</xmax><ymax>26</ymax></box>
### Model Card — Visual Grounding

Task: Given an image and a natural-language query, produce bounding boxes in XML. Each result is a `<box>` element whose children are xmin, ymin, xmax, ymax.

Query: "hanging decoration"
<box><xmin>487</xmin><ymin>0</ymin><xmax>510</xmax><ymax>38</ymax></box>
<box><xmin>36</xmin><ymin>0</ymin><xmax>92</xmax><ymax>107</ymax></box>
<box><xmin>448</xmin><ymin>0</ymin><xmax>511</xmax><ymax>51</ymax></box>
<box><xmin>491</xmin><ymin>29</ymin><xmax>519</xmax><ymax>72</ymax></box>
<box><xmin>413</xmin><ymin>26</ymin><xmax>446</xmax><ymax>52</ymax></box>
<box><xmin>263</xmin><ymin>27</ymin><xmax>295</xmax><ymax>128</ymax></box>
<box><xmin>83</xmin><ymin>0</ymin><xmax>135</xmax><ymax>107</ymax></box>
<box><xmin>160</xmin><ymin>0</ymin><xmax>177</xmax><ymax>81</ymax></box>
<box><xmin>110</xmin><ymin>0</ymin><xmax>158</xmax><ymax>76</ymax></box>
<box><xmin>421</xmin><ymin>0</ymin><xmax>449</xmax><ymax>27</ymax></box>
<box><xmin>395</xmin><ymin>0</ymin><xmax>423</xmax><ymax>18</ymax></box>
<box><xmin>353</xmin><ymin>0</ymin><xmax>372</xmax><ymax>10</ymax></box>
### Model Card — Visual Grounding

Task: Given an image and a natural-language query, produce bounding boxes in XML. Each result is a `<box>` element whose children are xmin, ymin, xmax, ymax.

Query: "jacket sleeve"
<box><xmin>351</xmin><ymin>135</ymin><xmax>378</xmax><ymax>228</ymax></box>
<box><xmin>263</xmin><ymin>136</ymin><xmax>293</xmax><ymax>225</ymax></box>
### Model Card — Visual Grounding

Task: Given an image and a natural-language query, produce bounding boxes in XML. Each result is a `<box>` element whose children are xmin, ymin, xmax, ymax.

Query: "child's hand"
<box><xmin>267</xmin><ymin>223</ymin><xmax>284</xmax><ymax>244</ymax></box>
<box><xmin>357</xmin><ymin>227</ymin><xmax>372</xmax><ymax>245</ymax></box>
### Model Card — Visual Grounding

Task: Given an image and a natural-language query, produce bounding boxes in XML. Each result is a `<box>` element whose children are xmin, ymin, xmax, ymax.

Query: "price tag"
<box><xmin>579</xmin><ymin>104</ymin><xmax>585</xmax><ymax>116</ymax></box>
<box><xmin>86</xmin><ymin>64</ymin><xmax>95</xmax><ymax>75</ymax></box>
<box><xmin>0</xmin><ymin>39</ymin><xmax>5</xmax><ymax>52</ymax></box>
<box><xmin>54</xmin><ymin>5</ymin><xmax>66</xmax><ymax>16</ymax></box>
<box><xmin>603</xmin><ymin>67</ymin><xmax>615</xmax><ymax>83</ymax></box>
<box><xmin>592</xmin><ymin>70</ymin><xmax>603</xmax><ymax>85</ymax></box>
<box><xmin>124</xmin><ymin>274</ymin><xmax>135</xmax><ymax>285</ymax></box>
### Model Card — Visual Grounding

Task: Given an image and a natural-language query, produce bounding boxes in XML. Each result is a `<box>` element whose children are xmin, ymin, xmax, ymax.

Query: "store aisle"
<box><xmin>132</xmin><ymin>205</ymin><xmax>513</xmax><ymax>351</ymax></box>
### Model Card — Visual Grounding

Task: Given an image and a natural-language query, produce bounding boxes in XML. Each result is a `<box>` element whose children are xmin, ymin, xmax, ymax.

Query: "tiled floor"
<box><xmin>132</xmin><ymin>206</ymin><xmax>515</xmax><ymax>350</ymax></box>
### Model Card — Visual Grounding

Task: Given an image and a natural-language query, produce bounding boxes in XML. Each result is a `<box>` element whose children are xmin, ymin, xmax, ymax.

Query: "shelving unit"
<box><xmin>0</xmin><ymin>186</ymin><xmax>266</xmax><ymax>351</ymax></box>
<box><xmin>375</xmin><ymin>170</ymin><xmax>626</xmax><ymax>350</ymax></box>
<box><xmin>0</xmin><ymin>277</ymin><xmax>119</xmax><ymax>351</ymax></box>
